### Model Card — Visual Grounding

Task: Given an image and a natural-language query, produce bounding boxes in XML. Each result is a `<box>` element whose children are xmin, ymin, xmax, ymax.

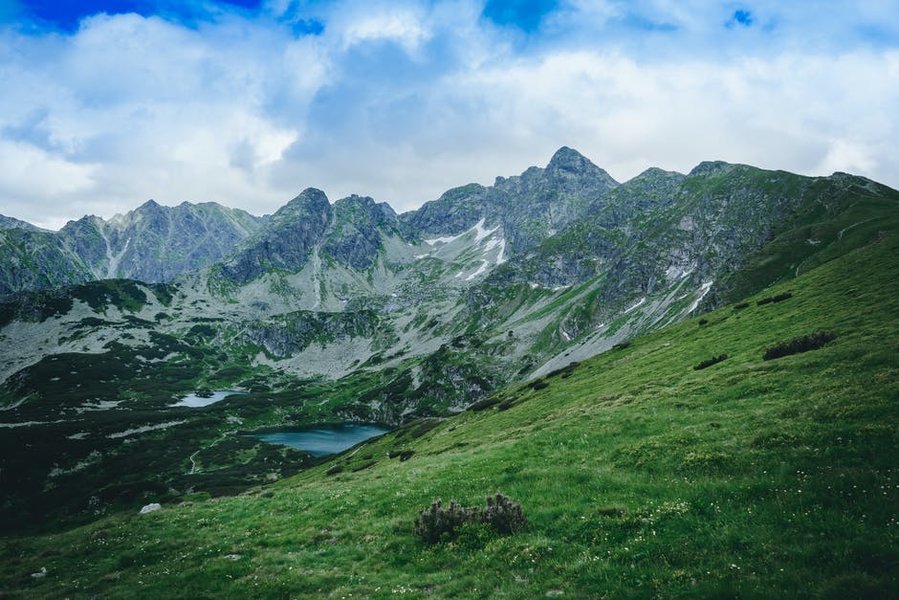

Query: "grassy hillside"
<box><xmin>2</xmin><ymin>232</ymin><xmax>897</xmax><ymax>598</ymax></box>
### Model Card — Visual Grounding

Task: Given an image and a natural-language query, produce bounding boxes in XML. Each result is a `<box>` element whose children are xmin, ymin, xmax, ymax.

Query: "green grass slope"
<box><xmin>2</xmin><ymin>232</ymin><xmax>898</xmax><ymax>599</ymax></box>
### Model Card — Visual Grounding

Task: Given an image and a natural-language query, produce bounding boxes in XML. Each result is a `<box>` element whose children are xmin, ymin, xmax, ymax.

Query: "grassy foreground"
<box><xmin>2</xmin><ymin>233</ymin><xmax>898</xmax><ymax>599</ymax></box>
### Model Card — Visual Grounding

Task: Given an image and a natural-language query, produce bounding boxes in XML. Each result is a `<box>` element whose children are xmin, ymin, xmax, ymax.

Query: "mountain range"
<box><xmin>1</xmin><ymin>146</ymin><xmax>896</xmax><ymax>532</ymax></box>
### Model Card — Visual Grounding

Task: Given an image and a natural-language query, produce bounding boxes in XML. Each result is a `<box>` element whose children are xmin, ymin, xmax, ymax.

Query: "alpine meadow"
<box><xmin>1</xmin><ymin>1</ymin><xmax>897</xmax><ymax>599</ymax></box>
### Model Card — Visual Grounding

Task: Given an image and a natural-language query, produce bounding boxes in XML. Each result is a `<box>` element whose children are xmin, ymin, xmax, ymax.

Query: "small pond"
<box><xmin>252</xmin><ymin>423</ymin><xmax>390</xmax><ymax>456</ymax></box>
<box><xmin>173</xmin><ymin>390</ymin><xmax>246</xmax><ymax>408</ymax></box>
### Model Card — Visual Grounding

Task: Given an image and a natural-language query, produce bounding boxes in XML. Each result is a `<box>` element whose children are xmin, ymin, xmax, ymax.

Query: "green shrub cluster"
<box><xmin>757</xmin><ymin>292</ymin><xmax>793</xmax><ymax>306</ymax></box>
<box><xmin>693</xmin><ymin>354</ymin><xmax>728</xmax><ymax>370</ymax></box>
<box><xmin>763</xmin><ymin>331</ymin><xmax>836</xmax><ymax>360</ymax></box>
<box><xmin>414</xmin><ymin>493</ymin><xmax>526</xmax><ymax>544</ymax></box>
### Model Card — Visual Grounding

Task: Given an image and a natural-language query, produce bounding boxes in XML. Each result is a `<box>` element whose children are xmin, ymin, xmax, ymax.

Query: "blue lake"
<box><xmin>173</xmin><ymin>390</ymin><xmax>246</xmax><ymax>408</ymax></box>
<box><xmin>253</xmin><ymin>423</ymin><xmax>390</xmax><ymax>456</ymax></box>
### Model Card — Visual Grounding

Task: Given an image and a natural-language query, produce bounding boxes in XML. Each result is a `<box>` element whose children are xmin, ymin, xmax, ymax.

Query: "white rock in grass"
<box><xmin>31</xmin><ymin>567</ymin><xmax>48</xmax><ymax>578</ymax></box>
<box><xmin>139</xmin><ymin>503</ymin><xmax>161</xmax><ymax>514</ymax></box>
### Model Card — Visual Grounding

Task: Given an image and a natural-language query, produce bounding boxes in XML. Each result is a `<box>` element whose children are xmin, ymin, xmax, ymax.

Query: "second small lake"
<box><xmin>253</xmin><ymin>423</ymin><xmax>390</xmax><ymax>456</ymax></box>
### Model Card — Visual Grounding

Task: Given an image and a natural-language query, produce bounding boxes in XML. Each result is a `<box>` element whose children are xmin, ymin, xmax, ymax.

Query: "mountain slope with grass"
<box><xmin>2</xmin><ymin>222</ymin><xmax>896</xmax><ymax>598</ymax></box>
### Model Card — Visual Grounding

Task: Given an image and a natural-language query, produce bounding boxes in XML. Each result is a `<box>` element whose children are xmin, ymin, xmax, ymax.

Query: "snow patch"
<box><xmin>495</xmin><ymin>239</ymin><xmax>507</xmax><ymax>264</ymax></box>
<box><xmin>465</xmin><ymin>260</ymin><xmax>490</xmax><ymax>281</ymax></box>
<box><xmin>76</xmin><ymin>399</ymin><xmax>123</xmax><ymax>413</ymax></box>
<box><xmin>624</xmin><ymin>297</ymin><xmax>646</xmax><ymax>314</ymax></box>
<box><xmin>687</xmin><ymin>281</ymin><xmax>714</xmax><ymax>313</ymax></box>
<box><xmin>108</xmin><ymin>420</ymin><xmax>186</xmax><ymax>439</ymax></box>
<box><xmin>0</xmin><ymin>420</ymin><xmax>65</xmax><ymax>428</ymax></box>
<box><xmin>425</xmin><ymin>230</ymin><xmax>466</xmax><ymax>246</ymax></box>
<box><xmin>665</xmin><ymin>264</ymin><xmax>694</xmax><ymax>281</ymax></box>
<box><xmin>425</xmin><ymin>218</ymin><xmax>498</xmax><ymax>246</ymax></box>
<box><xmin>473</xmin><ymin>218</ymin><xmax>499</xmax><ymax>242</ymax></box>
<box><xmin>482</xmin><ymin>238</ymin><xmax>502</xmax><ymax>252</ymax></box>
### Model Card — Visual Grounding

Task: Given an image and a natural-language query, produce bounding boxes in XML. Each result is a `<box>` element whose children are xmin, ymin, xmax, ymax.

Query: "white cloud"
<box><xmin>0</xmin><ymin>1</ymin><xmax>897</xmax><ymax>227</ymax></box>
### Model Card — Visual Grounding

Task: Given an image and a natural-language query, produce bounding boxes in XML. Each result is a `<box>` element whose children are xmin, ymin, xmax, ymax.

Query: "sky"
<box><xmin>0</xmin><ymin>1</ymin><xmax>898</xmax><ymax>229</ymax></box>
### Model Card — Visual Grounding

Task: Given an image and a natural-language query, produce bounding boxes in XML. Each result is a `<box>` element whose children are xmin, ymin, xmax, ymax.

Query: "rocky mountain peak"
<box><xmin>545</xmin><ymin>146</ymin><xmax>619</xmax><ymax>187</ymax></box>
<box><xmin>0</xmin><ymin>214</ymin><xmax>43</xmax><ymax>232</ymax></box>
<box><xmin>688</xmin><ymin>161</ymin><xmax>735</xmax><ymax>178</ymax></box>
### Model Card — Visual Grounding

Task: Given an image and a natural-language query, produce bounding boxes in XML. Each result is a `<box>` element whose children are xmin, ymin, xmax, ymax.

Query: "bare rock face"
<box><xmin>0</xmin><ymin>202</ymin><xmax>263</xmax><ymax>295</ymax></box>
<box><xmin>220</xmin><ymin>188</ymin><xmax>333</xmax><ymax>283</ymax></box>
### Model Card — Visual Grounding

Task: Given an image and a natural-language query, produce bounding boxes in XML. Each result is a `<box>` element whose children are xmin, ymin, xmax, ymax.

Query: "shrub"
<box><xmin>414</xmin><ymin>499</ymin><xmax>473</xmax><ymax>544</ymax></box>
<box><xmin>698</xmin><ymin>318</ymin><xmax>709</xmax><ymax>326</ymax></box>
<box><xmin>763</xmin><ymin>331</ymin><xmax>836</xmax><ymax>360</ymax></box>
<box><xmin>414</xmin><ymin>493</ymin><xmax>527</xmax><ymax>544</ymax></box>
<box><xmin>733</xmin><ymin>302</ymin><xmax>750</xmax><ymax>310</ymax></box>
<box><xmin>387</xmin><ymin>449</ymin><xmax>415</xmax><ymax>461</ymax></box>
<box><xmin>409</xmin><ymin>419</ymin><xmax>441</xmax><ymax>439</ymax></box>
<box><xmin>481</xmin><ymin>492</ymin><xmax>527</xmax><ymax>535</ymax></box>
<box><xmin>757</xmin><ymin>292</ymin><xmax>793</xmax><ymax>306</ymax></box>
<box><xmin>467</xmin><ymin>397</ymin><xmax>500</xmax><ymax>411</ymax></box>
<box><xmin>528</xmin><ymin>379</ymin><xmax>549</xmax><ymax>391</ymax></box>
<box><xmin>612</xmin><ymin>340</ymin><xmax>631</xmax><ymax>351</ymax></box>
<box><xmin>694</xmin><ymin>354</ymin><xmax>728</xmax><ymax>370</ymax></box>
<box><xmin>546</xmin><ymin>362</ymin><xmax>580</xmax><ymax>379</ymax></box>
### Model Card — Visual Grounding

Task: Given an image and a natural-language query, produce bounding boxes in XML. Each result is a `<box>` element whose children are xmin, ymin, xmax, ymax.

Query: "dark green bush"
<box><xmin>733</xmin><ymin>302</ymin><xmax>750</xmax><ymax>310</ymax></box>
<box><xmin>757</xmin><ymin>292</ymin><xmax>793</xmax><ymax>306</ymax></box>
<box><xmin>467</xmin><ymin>397</ymin><xmax>500</xmax><ymax>411</ymax></box>
<box><xmin>763</xmin><ymin>331</ymin><xmax>836</xmax><ymax>360</ymax></box>
<box><xmin>388</xmin><ymin>449</ymin><xmax>415</xmax><ymax>461</ymax></box>
<box><xmin>698</xmin><ymin>318</ymin><xmax>709</xmax><ymax>326</ymax></box>
<box><xmin>413</xmin><ymin>493</ymin><xmax>526</xmax><ymax>544</ymax></box>
<box><xmin>694</xmin><ymin>354</ymin><xmax>728</xmax><ymax>370</ymax></box>
<box><xmin>481</xmin><ymin>492</ymin><xmax>527</xmax><ymax>535</ymax></box>
<box><xmin>414</xmin><ymin>499</ymin><xmax>473</xmax><ymax>544</ymax></box>
<box><xmin>612</xmin><ymin>340</ymin><xmax>631</xmax><ymax>351</ymax></box>
<box><xmin>528</xmin><ymin>379</ymin><xmax>549</xmax><ymax>391</ymax></box>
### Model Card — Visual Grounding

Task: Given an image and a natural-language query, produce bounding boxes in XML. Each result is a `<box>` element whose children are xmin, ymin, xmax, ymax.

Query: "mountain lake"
<box><xmin>251</xmin><ymin>423</ymin><xmax>390</xmax><ymax>456</ymax></box>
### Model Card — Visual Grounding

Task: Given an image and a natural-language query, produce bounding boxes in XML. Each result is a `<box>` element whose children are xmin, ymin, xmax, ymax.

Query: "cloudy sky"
<box><xmin>1</xmin><ymin>0</ymin><xmax>897</xmax><ymax>229</ymax></box>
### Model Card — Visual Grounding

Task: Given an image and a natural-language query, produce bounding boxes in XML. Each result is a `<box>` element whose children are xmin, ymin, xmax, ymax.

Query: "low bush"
<box><xmin>757</xmin><ymin>292</ymin><xmax>793</xmax><ymax>306</ymax></box>
<box><xmin>528</xmin><ymin>379</ymin><xmax>549</xmax><ymax>391</ymax></box>
<box><xmin>733</xmin><ymin>302</ymin><xmax>750</xmax><ymax>310</ymax></box>
<box><xmin>387</xmin><ymin>449</ymin><xmax>414</xmax><ymax>461</ymax></box>
<box><xmin>546</xmin><ymin>362</ymin><xmax>580</xmax><ymax>379</ymax></box>
<box><xmin>414</xmin><ymin>493</ymin><xmax>527</xmax><ymax>544</ymax></box>
<box><xmin>612</xmin><ymin>340</ymin><xmax>631</xmax><ymax>351</ymax></box>
<box><xmin>698</xmin><ymin>318</ymin><xmax>709</xmax><ymax>326</ymax></box>
<box><xmin>467</xmin><ymin>397</ymin><xmax>500</xmax><ymax>412</ymax></box>
<box><xmin>693</xmin><ymin>354</ymin><xmax>728</xmax><ymax>370</ymax></box>
<box><xmin>763</xmin><ymin>331</ymin><xmax>836</xmax><ymax>360</ymax></box>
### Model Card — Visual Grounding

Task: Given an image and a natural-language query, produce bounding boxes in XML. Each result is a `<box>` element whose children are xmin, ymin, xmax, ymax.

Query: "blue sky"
<box><xmin>1</xmin><ymin>0</ymin><xmax>898</xmax><ymax>227</ymax></box>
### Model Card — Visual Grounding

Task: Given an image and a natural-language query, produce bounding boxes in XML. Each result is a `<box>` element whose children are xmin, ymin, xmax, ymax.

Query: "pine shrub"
<box><xmin>413</xmin><ymin>493</ymin><xmax>527</xmax><ymax>544</ymax></box>
<box><xmin>763</xmin><ymin>331</ymin><xmax>836</xmax><ymax>360</ymax></box>
<box><xmin>694</xmin><ymin>354</ymin><xmax>728</xmax><ymax>370</ymax></box>
<box><xmin>481</xmin><ymin>493</ymin><xmax>527</xmax><ymax>535</ymax></box>
<box><xmin>757</xmin><ymin>292</ymin><xmax>793</xmax><ymax>306</ymax></box>
<box><xmin>413</xmin><ymin>499</ymin><xmax>474</xmax><ymax>544</ymax></box>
